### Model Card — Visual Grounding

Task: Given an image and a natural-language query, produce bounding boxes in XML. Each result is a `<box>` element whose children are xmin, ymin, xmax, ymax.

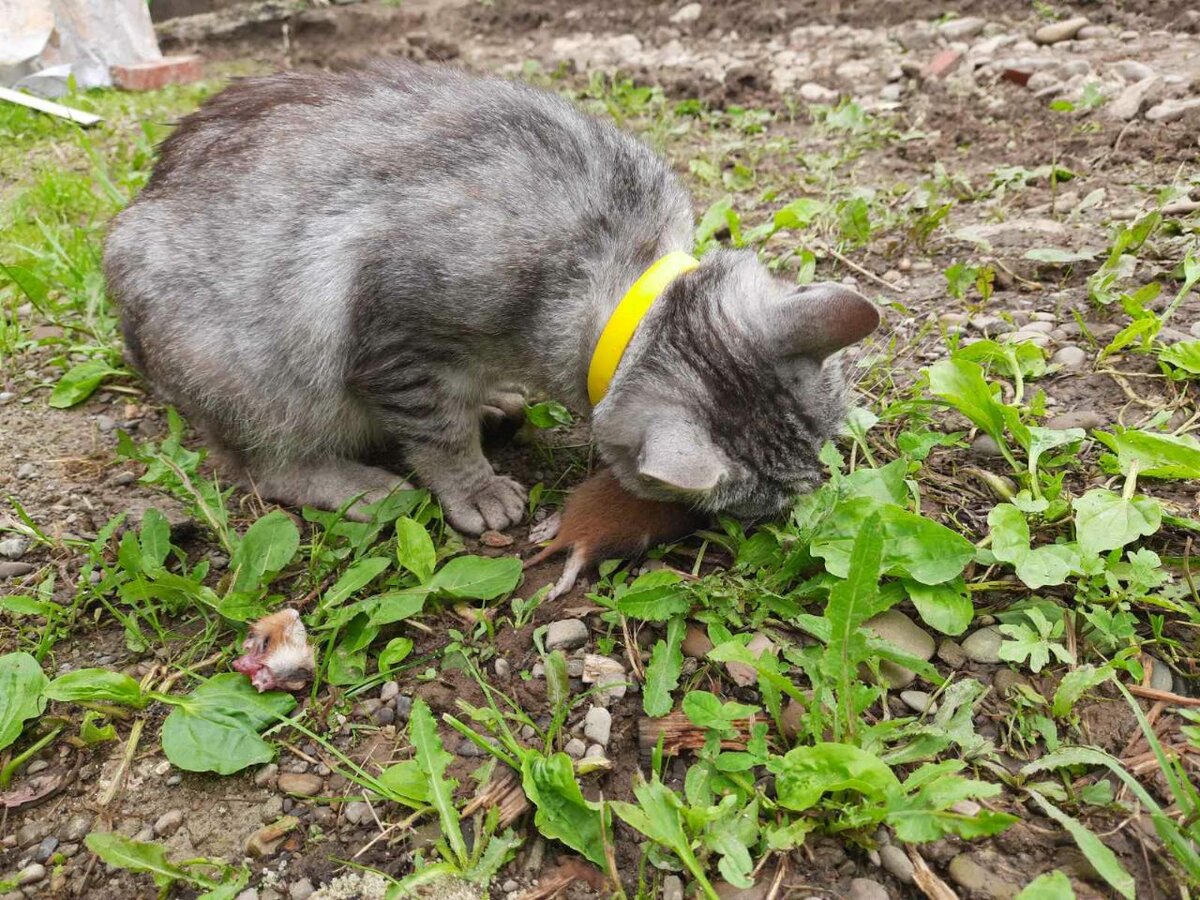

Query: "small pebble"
<box><xmin>1051</xmin><ymin>345</ymin><xmax>1088</xmax><ymax>370</ymax></box>
<box><xmin>494</xmin><ymin>658</ymin><xmax>511</xmax><ymax>678</ymax></box>
<box><xmin>900</xmin><ymin>690</ymin><xmax>938</xmax><ymax>714</ymax></box>
<box><xmin>545</xmin><ymin>619</ymin><xmax>589</xmax><ymax>651</ymax></box>
<box><xmin>662</xmin><ymin>875</ymin><xmax>684</xmax><ymax>900</ymax></box>
<box><xmin>17</xmin><ymin>864</ymin><xmax>45</xmax><ymax>885</ymax></box>
<box><xmin>565</xmin><ymin>738</ymin><xmax>586</xmax><ymax>759</ymax></box>
<box><xmin>277</xmin><ymin>773</ymin><xmax>324</xmax><ymax>797</ymax></box>
<box><xmin>379</xmin><ymin>681</ymin><xmax>400</xmax><ymax>702</ymax></box>
<box><xmin>394</xmin><ymin>696</ymin><xmax>413</xmax><ymax>720</ymax></box>
<box><xmin>255</xmin><ymin>763</ymin><xmax>279</xmax><ymax>788</ymax></box>
<box><xmin>289</xmin><ymin>879</ymin><xmax>315</xmax><ymax>900</ymax></box>
<box><xmin>880</xmin><ymin>844</ymin><xmax>915</xmax><ymax>884</ymax></box>
<box><xmin>60</xmin><ymin>814</ymin><xmax>93</xmax><ymax>843</ymax></box>
<box><xmin>847</xmin><ymin>877</ymin><xmax>890</xmax><ymax>900</ymax></box>
<box><xmin>153</xmin><ymin>809</ymin><xmax>184</xmax><ymax>837</ymax></box>
<box><xmin>25</xmin><ymin>759</ymin><xmax>48</xmax><ymax>775</ymax></box>
<box><xmin>343</xmin><ymin>800</ymin><xmax>373</xmax><ymax>826</ymax></box>
<box><xmin>0</xmin><ymin>537</ymin><xmax>28</xmax><ymax>559</ymax></box>
<box><xmin>961</xmin><ymin>626</ymin><xmax>1004</xmax><ymax>665</ymax></box>
<box><xmin>33</xmin><ymin>836</ymin><xmax>59</xmax><ymax>863</ymax></box>
<box><xmin>16</xmin><ymin>462</ymin><xmax>35</xmax><ymax>479</ymax></box>
<box><xmin>584</xmin><ymin>744</ymin><xmax>606</xmax><ymax>759</ymax></box>
<box><xmin>0</xmin><ymin>561</ymin><xmax>36</xmax><ymax>580</ymax></box>
<box><xmin>583</xmin><ymin>706</ymin><xmax>612</xmax><ymax>746</ymax></box>
<box><xmin>501</xmin><ymin>880</ymin><xmax>520</xmax><ymax>893</ymax></box>
<box><xmin>480</xmin><ymin>530</ymin><xmax>513</xmax><ymax>548</ymax></box>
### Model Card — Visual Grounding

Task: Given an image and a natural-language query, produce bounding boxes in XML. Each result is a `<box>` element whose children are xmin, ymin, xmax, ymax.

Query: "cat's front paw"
<box><xmin>443</xmin><ymin>475</ymin><xmax>527</xmax><ymax>535</ymax></box>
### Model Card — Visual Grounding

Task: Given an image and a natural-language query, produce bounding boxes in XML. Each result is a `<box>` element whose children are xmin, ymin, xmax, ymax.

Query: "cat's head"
<box><xmin>592</xmin><ymin>249</ymin><xmax>879</xmax><ymax>519</ymax></box>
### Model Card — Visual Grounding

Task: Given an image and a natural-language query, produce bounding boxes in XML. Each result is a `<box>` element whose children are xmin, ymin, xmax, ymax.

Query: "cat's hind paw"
<box><xmin>444</xmin><ymin>475</ymin><xmax>527</xmax><ymax>535</ymax></box>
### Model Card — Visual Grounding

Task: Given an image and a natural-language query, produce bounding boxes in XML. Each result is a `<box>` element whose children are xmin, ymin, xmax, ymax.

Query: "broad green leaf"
<box><xmin>812</xmin><ymin>498</ymin><xmax>975</xmax><ymax>585</ymax></box>
<box><xmin>139</xmin><ymin>508</ymin><xmax>171</xmax><ymax>571</ymax></box>
<box><xmin>377</xmin><ymin>637</ymin><xmax>414</xmax><ymax>673</ymax></box>
<box><xmin>0</xmin><ymin>262</ymin><xmax>49</xmax><ymax>307</ymax></box>
<box><xmin>79</xmin><ymin>710</ymin><xmax>117</xmax><ymax>745</ymax></box>
<box><xmin>643</xmin><ymin>617</ymin><xmax>685</xmax><ymax>717</ymax></box>
<box><xmin>615</xmin><ymin>570</ymin><xmax>690</xmax><ymax>620</ymax></box>
<box><xmin>366</xmin><ymin>589</ymin><xmax>427</xmax><ymax>626</ymax></box>
<box><xmin>1026</xmin><ymin>791</ymin><xmax>1134</xmax><ymax>899</ymax></box>
<box><xmin>1026</xmin><ymin>426</ymin><xmax>1084</xmax><ymax>480</ymax></box>
<box><xmin>395</xmin><ymin>517</ymin><xmax>436</xmax><ymax>583</ymax></box>
<box><xmin>1052</xmin><ymin>665</ymin><xmax>1111</xmax><ymax>718</ymax></box>
<box><xmin>49</xmin><ymin>360</ymin><xmax>121</xmax><ymax>408</ymax></box>
<box><xmin>45</xmin><ymin>669</ymin><xmax>146</xmax><ymax>708</ymax></box>
<box><xmin>84</xmin><ymin>833</ymin><xmax>189</xmax><ymax>883</ymax></box>
<box><xmin>427</xmin><ymin>555</ymin><xmax>521</xmax><ymax>601</ymax></box>
<box><xmin>0</xmin><ymin>652</ymin><xmax>48</xmax><ymax>751</ymax></box>
<box><xmin>160</xmin><ymin>673</ymin><xmax>295</xmax><ymax>774</ymax></box>
<box><xmin>682</xmin><ymin>691</ymin><xmax>759</xmax><ymax>731</ymax></box>
<box><xmin>525</xmin><ymin>400</ymin><xmax>573</xmax><ymax>429</ymax></box>
<box><xmin>772</xmin><ymin>197</ymin><xmax>825</xmax><ymax>231</ymax></box>
<box><xmin>1159</xmin><ymin>339</ymin><xmax>1200</xmax><ymax>376</ymax></box>
<box><xmin>825</xmin><ymin>512</ymin><xmax>888</xmax><ymax>711</ymax></box>
<box><xmin>1016</xmin><ymin>871</ymin><xmax>1076</xmax><ymax>900</ymax></box>
<box><xmin>1095</xmin><ymin>429</ymin><xmax>1200</xmax><ymax>480</ymax></box>
<box><xmin>376</xmin><ymin>759</ymin><xmax>430</xmax><ymax>807</ymax></box>
<box><xmin>905</xmin><ymin>578</ymin><xmax>972</xmax><ymax>636</ymax></box>
<box><xmin>1072</xmin><ymin>489</ymin><xmax>1160</xmax><ymax>557</ymax></box>
<box><xmin>229</xmin><ymin>510</ymin><xmax>300</xmax><ymax>594</ymax></box>
<box><xmin>0</xmin><ymin>596</ymin><xmax>52</xmax><ymax>616</ymax></box>
<box><xmin>410</xmin><ymin>698</ymin><xmax>468</xmax><ymax>866</ymax></box>
<box><xmin>957</xmin><ymin>339</ymin><xmax>1047</xmax><ymax>382</ymax></box>
<box><xmin>324</xmin><ymin>556</ymin><xmax>391</xmax><ymax>607</ymax></box>
<box><xmin>544</xmin><ymin>651</ymin><xmax>570</xmax><ymax>713</ymax></box>
<box><xmin>519</xmin><ymin>751</ymin><xmax>609</xmax><ymax>867</ymax></box>
<box><xmin>695</xmin><ymin>195</ymin><xmax>734</xmax><ymax>247</ymax></box>
<box><xmin>610</xmin><ymin>777</ymin><xmax>716</xmax><ymax>900</ymax></box>
<box><xmin>842</xmin><ymin>459</ymin><xmax>908</xmax><ymax>505</ymax></box>
<box><xmin>927</xmin><ymin>358</ymin><xmax>1027</xmax><ymax>451</ymax></box>
<box><xmin>988</xmin><ymin>504</ymin><xmax>1079</xmax><ymax>589</ymax></box>
<box><xmin>772</xmin><ymin>743</ymin><xmax>900</xmax><ymax>811</ymax></box>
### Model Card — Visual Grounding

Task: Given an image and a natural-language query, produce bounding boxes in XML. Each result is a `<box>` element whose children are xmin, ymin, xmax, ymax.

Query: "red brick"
<box><xmin>111</xmin><ymin>55</ymin><xmax>203</xmax><ymax>92</ymax></box>
<box><xmin>923</xmin><ymin>49</ymin><xmax>963</xmax><ymax>80</ymax></box>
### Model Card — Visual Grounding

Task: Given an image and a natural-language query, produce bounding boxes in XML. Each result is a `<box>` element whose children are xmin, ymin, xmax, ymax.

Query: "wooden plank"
<box><xmin>0</xmin><ymin>86</ymin><xmax>102</xmax><ymax>127</ymax></box>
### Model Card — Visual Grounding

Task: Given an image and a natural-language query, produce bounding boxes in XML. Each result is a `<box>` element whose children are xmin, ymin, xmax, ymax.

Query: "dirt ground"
<box><xmin>3</xmin><ymin>1</ymin><xmax>1200</xmax><ymax>899</ymax></box>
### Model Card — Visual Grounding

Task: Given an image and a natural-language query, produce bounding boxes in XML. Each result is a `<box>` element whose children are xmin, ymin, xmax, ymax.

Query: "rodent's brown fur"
<box><xmin>523</xmin><ymin>469</ymin><xmax>704</xmax><ymax>572</ymax></box>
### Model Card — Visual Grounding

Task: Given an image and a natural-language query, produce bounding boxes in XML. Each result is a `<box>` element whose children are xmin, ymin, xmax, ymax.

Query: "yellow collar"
<box><xmin>587</xmin><ymin>251</ymin><xmax>699</xmax><ymax>406</ymax></box>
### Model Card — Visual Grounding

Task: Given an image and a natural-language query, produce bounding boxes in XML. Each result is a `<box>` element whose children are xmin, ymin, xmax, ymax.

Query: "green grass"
<box><xmin>2</xmin><ymin>68</ymin><xmax>1200</xmax><ymax>899</ymax></box>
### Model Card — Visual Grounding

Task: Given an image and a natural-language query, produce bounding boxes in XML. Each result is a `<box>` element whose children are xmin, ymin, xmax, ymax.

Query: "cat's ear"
<box><xmin>760</xmin><ymin>283</ymin><xmax>880</xmax><ymax>359</ymax></box>
<box><xmin>637</xmin><ymin>418</ymin><xmax>727</xmax><ymax>494</ymax></box>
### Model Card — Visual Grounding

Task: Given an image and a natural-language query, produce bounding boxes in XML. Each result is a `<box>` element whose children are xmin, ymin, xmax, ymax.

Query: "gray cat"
<box><xmin>104</xmin><ymin>61</ymin><xmax>879</xmax><ymax>535</ymax></box>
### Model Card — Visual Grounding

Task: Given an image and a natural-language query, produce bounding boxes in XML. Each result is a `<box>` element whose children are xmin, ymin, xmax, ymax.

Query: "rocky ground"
<box><xmin>3</xmin><ymin>1</ymin><xmax>1200</xmax><ymax>899</ymax></box>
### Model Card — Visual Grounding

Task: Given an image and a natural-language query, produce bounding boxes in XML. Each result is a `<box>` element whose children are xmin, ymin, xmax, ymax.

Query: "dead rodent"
<box><xmin>523</xmin><ymin>469</ymin><xmax>706</xmax><ymax>600</ymax></box>
<box><xmin>232</xmin><ymin>608</ymin><xmax>316</xmax><ymax>692</ymax></box>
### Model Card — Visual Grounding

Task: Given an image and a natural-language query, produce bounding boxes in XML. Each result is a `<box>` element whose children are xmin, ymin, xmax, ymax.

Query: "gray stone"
<box><xmin>289</xmin><ymin>879</ymin><xmax>315</xmax><ymax>900</ymax></box>
<box><xmin>1147</xmin><ymin>656</ymin><xmax>1174</xmax><ymax>692</ymax></box>
<box><xmin>583</xmin><ymin>706</ymin><xmax>612</xmax><ymax>746</ymax></box>
<box><xmin>16</xmin><ymin>823</ymin><xmax>48</xmax><ymax>847</ymax></box>
<box><xmin>962</xmin><ymin>626</ymin><xmax>1004</xmax><ymax>664</ymax></box>
<box><xmin>969</xmin><ymin>314</ymin><xmax>1014</xmax><ymax>335</ymax></box>
<box><xmin>584</xmin><ymin>744</ymin><xmax>606</xmax><ymax>759</ymax></box>
<box><xmin>277</xmin><ymin>773</ymin><xmax>324</xmax><ymax>797</ymax></box>
<box><xmin>153</xmin><ymin>809</ymin><xmax>184</xmax><ymax>837</ymax></box>
<box><xmin>0</xmin><ymin>391</ymin><xmax>14</xmax><ymax>403</ymax></box>
<box><xmin>16</xmin><ymin>462</ymin><xmax>35</xmax><ymax>479</ymax></box>
<box><xmin>1051</xmin><ymin>345</ymin><xmax>1088</xmax><ymax>370</ymax></box>
<box><xmin>394</xmin><ymin>695</ymin><xmax>413</xmax><ymax>721</ymax></box>
<box><xmin>1046</xmin><ymin>410</ymin><xmax>1105</xmax><ymax>431</ymax></box>
<box><xmin>900</xmin><ymin>690</ymin><xmax>938</xmax><ymax>714</ymax></box>
<box><xmin>545</xmin><ymin>619</ymin><xmax>589</xmax><ymax>651</ymax></box>
<box><xmin>1146</xmin><ymin>97</ymin><xmax>1200</xmax><ymax>122</ymax></box>
<box><xmin>255</xmin><ymin>763</ymin><xmax>279</xmax><ymax>788</ymax></box>
<box><xmin>847</xmin><ymin>878</ymin><xmax>890</xmax><ymax>900</ymax></box>
<box><xmin>564</xmin><ymin>738</ymin><xmax>586</xmax><ymax>759</ymax></box>
<box><xmin>502</xmin><ymin>880</ymin><xmax>520</xmax><ymax>894</ymax></box>
<box><xmin>379</xmin><ymin>680</ymin><xmax>399</xmax><ymax>702</ymax></box>
<box><xmin>0</xmin><ymin>537</ymin><xmax>28</xmax><ymax>559</ymax></box>
<box><xmin>374</xmin><ymin>706</ymin><xmax>395</xmax><ymax>726</ymax></box>
<box><xmin>1076</xmin><ymin>24</ymin><xmax>1110</xmax><ymax>39</ymax></box>
<box><xmin>1113</xmin><ymin>60</ymin><xmax>1155</xmax><ymax>82</ymax></box>
<box><xmin>343</xmin><ymin>800</ymin><xmax>373</xmax><ymax>826</ymax></box>
<box><xmin>60</xmin><ymin>814</ymin><xmax>93</xmax><ymax>843</ymax></box>
<box><xmin>1034</xmin><ymin>16</ymin><xmax>1089</xmax><ymax>45</ymax></box>
<box><xmin>33</xmin><ymin>836</ymin><xmax>59</xmax><ymax>863</ymax></box>
<box><xmin>662</xmin><ymin>876</ymin><xmax>685</xmax><ymax>900</ymax></box>
<box><xmin>938</xmin><ymin>639</ymin><xmax>967</xmax><ymax>668</ymax></box>
<box><xmin>799</xmin><ymin>82</ymin><xmax>837</xmax><ymax>103</ymax></box>
<box><xmin>880</xmin><ymin>844</ymin><xmax>915</xmax><ymax>884</ymax></box>
<box><xmin>669</xmin><ymin>2</ymin><xmax>702</xmax><ymax>24</ymax></box>
<box><xmin>948</xmin><ymin>854</ymin><xmax>1019</xmax><ymax>899</ymax></box>
<box><xmin>1107</xmin><ymin>76</ymin><xmax>1161</xmax><ymax>120</ymax></box>
<box><xmin>938</xmin><ymin>17</ymin><xmax>987</xmax><ymax>40</ymax></box>
<box><xmin>17</xmin><ymin>864</ymin><xmax>45</xmax><ymax>885</ymax></box>
<box><xmin>494</xmin><ymin>658</ymin><xmax>510</xmax><ymax>678</ymax></box>
<box><xmin>993</xmin><ymin>669</ymin><xmax>1028</xmax><ymax>696</ymax></box>
<box><xmin>970</xmin><ymin>434</ymin><xmax>1004</xmax><ymax>459</ymax></box>
<box><xmin>0</xmin><ymin>561</ymin><xmax>35</xmax><ymax>579</ymax></box>
<box><xmin>863</xmin><ymin>610</ymin><xmax>935</xmax><ymax>688</ymax></box>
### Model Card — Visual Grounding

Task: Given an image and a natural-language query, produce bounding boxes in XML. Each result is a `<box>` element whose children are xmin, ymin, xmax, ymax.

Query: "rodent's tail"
<box><xmin>522</xmin><ymin>539</ymin><xmax>565</xmax><ymax>570</ymax></box>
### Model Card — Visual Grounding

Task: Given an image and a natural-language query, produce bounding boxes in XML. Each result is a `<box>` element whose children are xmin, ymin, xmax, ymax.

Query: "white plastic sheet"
<box><xmin>0</xmin><ymin>0</ymin><xmax>162</xmax><ymax>95</ymax></box>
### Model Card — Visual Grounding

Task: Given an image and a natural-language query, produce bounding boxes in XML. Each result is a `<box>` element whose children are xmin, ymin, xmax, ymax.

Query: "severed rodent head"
<box><xmin>232</xmin><ymin>608</ymin><xmax>316</xmax><ymax>692</ymax></box>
